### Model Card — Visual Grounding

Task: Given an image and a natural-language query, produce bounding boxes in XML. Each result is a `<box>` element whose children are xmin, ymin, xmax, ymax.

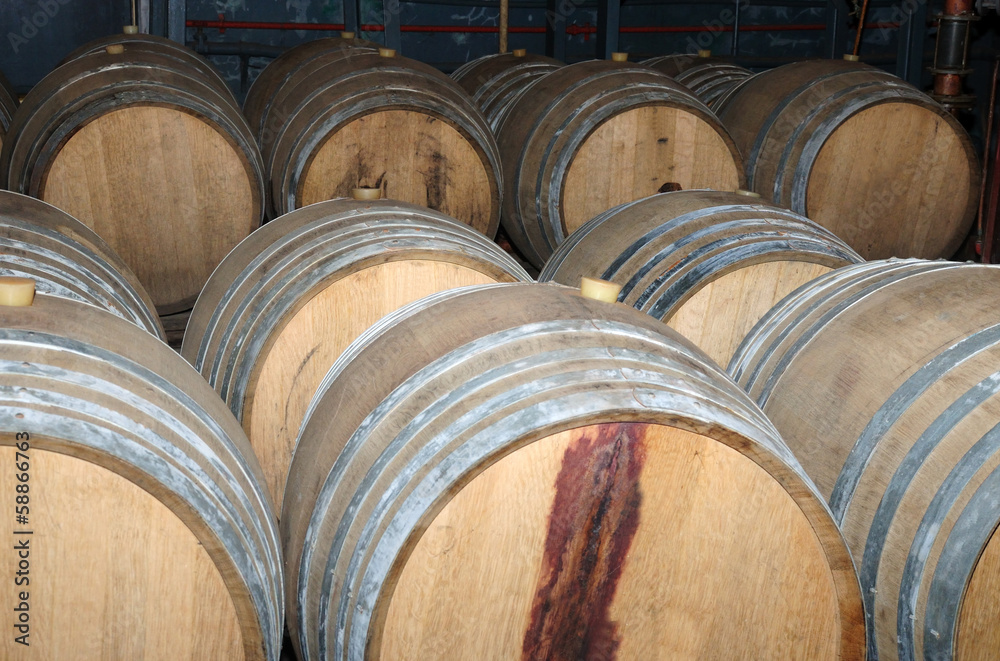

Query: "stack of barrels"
<box><xmin>1</xmin><ymin>26</ymin><xmax>997</xmax><ymax>661</ymax></box>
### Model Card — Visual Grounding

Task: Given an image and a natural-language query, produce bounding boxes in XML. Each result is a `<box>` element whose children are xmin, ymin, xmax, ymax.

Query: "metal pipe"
<box><xmin>185</xmin><ymin>17</ymin><xmax>898</xmax><ymax>35</ymax></box>
<box><xmin>981</xmin><ymin>58</ymin><xmax>999</xmax><ymax>261</ymax></box>
<box><xmin>931</xmin><ymin>0</ymin><xmax>978</xmax><ymax>111</ymax></box>
<box><xmin>499</xmin><ymin>0</ymin><xmax>509</xmax><ymax>52</ymax></box>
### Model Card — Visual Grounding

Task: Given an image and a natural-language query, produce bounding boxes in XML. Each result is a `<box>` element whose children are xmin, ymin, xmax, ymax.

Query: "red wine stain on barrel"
<box><xmin>521</xmin><ymin>423</ymin><xmax>648</xmax><ymax>661</ymax></box>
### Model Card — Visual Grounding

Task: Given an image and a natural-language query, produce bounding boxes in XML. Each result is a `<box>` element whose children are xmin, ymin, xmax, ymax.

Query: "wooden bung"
<box><xmin>2</xmin><ymin>35</ymin><xmax>266</xmax><ymax>315</ymax></box>
<box><xmin>579</xmin><ymin>276</ymin><xmax>621</xmax><ymax>302</ymax></box>
<box><xmin>497</xmin><ymin>61</ymin><xmax>745</xmax><ymax>268</ymax></box>
<box><xmin>281</xmin><ymin>283</ymin><xmax>865</xmax><ymax>661</ymax></box>
<box><xmin>351</xmin><ymin>187</ymin><xmax>381</xmax><ymax>200</ymax></box>
<box><xmin>611</xmin><ymin>51</ymin><xmax>628</xmax><ymax>61</ymax></box>
<box><xmin>340</xmin><ymin>31</ymin><xmax>355</xmax><ymax>38</ymax></box>
<box><xmin>0</xmin><ymin>190</ymin><xmax>164</xmax><ymax>338</ymax></box>
<box><xmin>698</xmin><ymin>48</ymin><xmax>712</xmax><ymax>57</ymax></box>
<box><xmin>540</xmin><ymin>190</ymin><xmax>862</xmax><ymax>365</ymax></box>
<box><xmin>254</xmin><ymin>46</ymin><xmax>502</xmax><ymax>235</ymax></box>
<box><xmin>451</xmin><ymin>51</ymin><xmax>564</xmax><ymax>132</ymax></box>
<box><xmin>123</xmin><ymin>25</ymin><xmax>139</xmax><ymax>34</ymax></box>
<box><xmin>843</xmin><ymin>53</ymin><xmax>860</xmax><ymax>61</ymax></box>
<box><xmin>0</xmin><ymin>277</ymin><xmax>34</xmax><ymax>307</ymax></box>
<box><xmin>729</xmin><ymin>259</ymin><xmax>1000</xmax><ymax>661</ymax></box>
<box><xmin>714</xmin><ymin>59</ymin><xmax>979</xmax><ymax>260</ymax></box>
<box><xmin>0</xmin><ymin>295</ymin><xmax>281</xmax><ymax>660</ymax></box>
<box><xmin>181</xmin><ymin>199</ymin><xmax>530</xmax><ymax>509</ymax></box>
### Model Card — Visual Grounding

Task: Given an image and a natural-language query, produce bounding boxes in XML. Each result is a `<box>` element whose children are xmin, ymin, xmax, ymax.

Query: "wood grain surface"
<box><xmin>299</xmin><ymin>110</ymin><xmax>492</xmax><ymax>229</ymax></box>
<box><xmin>379</xmin><ymin>422</ymin><xmax>842</xmax><ymax>661</ymax></box>
<box><xmin>0</xmin><ymin>445</ymin><xmax>244</xmax><ymax>660</ymax></box>
<box><xmin>41</xmin><ymin>106</ymin><xmax>255</xmax><ymax>313</ymax></box>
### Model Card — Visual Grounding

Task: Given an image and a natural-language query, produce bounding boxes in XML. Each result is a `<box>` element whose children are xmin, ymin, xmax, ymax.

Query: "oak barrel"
<box><xmin>59</xmin><ymin>31</ymin><xmax>237</xmax><ymax>103</ymax></box>
<box><xmin>0</xmin><ymin>38</ymin><xmax>266</xmax><ymax>315</ymax></box>
<box><xmin>729</xmin><ymin>259</ymin><xmax>1000</xmax><ymax>660</ymax></box>
<box><xmin>642</xmin><ymin>51</ymin><xmax>721</xmax><ymax>77</ymax></box>
<box><xmin>243</xmin><ymin>36</ymin><xmax>378</xmax><ymax>143</ymax></box>
<box><xmin>181</xmin><ymin>199</ymin><xmax>531</xmax><ymax>509</ymax></box>
<box><xmin>540</xmin><ymin>189</ymin><xmax>862</xmax><ymax>365</ymax></box>
<box><xmin>0</xmin><ymin>190</ymin><xmax>163</xmax><ymax>339</ymax></box>
<box><xmin>260</xmin><ymin>49</ymin><xmax>502</xmax><ymax>235</ymax></box>
<box><xmin>282</xmin><ymin>282</ymin><xmax>865</xmax><ymax>661</ymax></box>
<box><xmin>0</xmin><ymin>292</ymin><xmax>282</xmax><ymax>660</ymax></box>
<box><xmin>715</xmin><ymin>59</ymin><xmax>979</xmax><ymax>260</ymax></box>
<box><xmin>497</xmin><ymin>59</ymin><xmax>745</xmax><ymax>268</ymax></box>
<box><xmin>0</xmin><ymin>69</ymin><xmax>17</xmax><ymax>152</ymax></box>
<box><xmin>673</xmin><ymin>62</ymin><xmax>753</xmax><ymax>108</ymax></box>
<box><xmin>451</xmin><ymin>50</ymin><xmax>563</xmax><ymax>131</ymax></box>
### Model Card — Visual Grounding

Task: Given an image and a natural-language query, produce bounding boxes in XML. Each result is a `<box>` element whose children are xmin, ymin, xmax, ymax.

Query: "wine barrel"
<box><xmin>540</xmin><ymin>189</ymin><xmax>862</xmax><ymax>365</ymax></box>
<box><xmin>0</xmin><ymin>69</ymin><xmax>17</xmax><ymax>151</ymax></box>
<box><xmin>281</xmin><ymin>282</ymin><xmax>864</xmax><ymax>661</ymax></box>
<box><xmin>451</xmin><ymin>49</ymin><xmax>563</xmax><ymax>131</ymax></box>
<box><xmin>0</xmin><ymin>190</ymin><xmax>163</xmax><ymax>339</ymax></box>
<box><xmin>243</xmin><ymin>36</ymin><xmax>378</xmax><ymax>142</ymax></box>
<box><xmin>0</xmin><ymin>289</ymin><xmax>281</xmax><ymax>660</ymax></box>
<box><xmin>59</xmin><ymin>31</ymin><xmax>236</xmax><ymax>103</ymax></box>
<box><xmin>643</xmin><ymin>51</ymin><xmax>720</xmax><ymax>77</ymax></box>
<box><xmin>497</xmin><ymin>59</ymin><xmax>745</xmax><ymax>268</ymax></box>
<box><xmin>715</xmin><ymin>59</ymin><xmax>979</xmax><ymax>260</ymax></box>
<box><xmin>261</xmin><ymin>48</ymin><xmax>502</xmax><ymax>235</ymax></box>
<box><xmin>729</xmin><ymin>259</ymin><xmax>1000</xmax><ymax>661</ymax></box>
<box><xmin>0</xmin><ymin>39</ymin><xmax>266</xmax><ymax>316</ymax></box>
<box><xmin>181</xmin><ymin>198</ymin><xmax>531</xmax><ymax>509</ymax></box>
<box><xmin>674</xmin><ymin>62</ymin><xmax>753</xmax><ymax>108</ymax></box>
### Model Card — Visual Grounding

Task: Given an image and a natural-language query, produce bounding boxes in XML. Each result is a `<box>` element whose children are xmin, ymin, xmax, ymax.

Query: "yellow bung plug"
<box><xmin>580</xmin><ymin>277</ymin><xmax>622</xmax><ymax>303</ymax></box>
<box><xmin>698</xmin><ymin>49</ymin><xmax>712</xmax><ymax>58</ymax></box>
<box><xmin>123</xmin><ymin>25</ymin><xmax>139</xmax><ymax>34</ymax></box>
<box><xmin>379</xmin><ymin>48</ymin><xmax>397</xmax><ymax>58</ymax></box>
<box><xmin>513</xmin><ymin>48</ymin><xmax>527</xmax><ymax>57</ymax></box>
<box><xmin>0</xmin><ymin>277</ymin><xmax>35</xmax><ymax>307</ymax></box>
<box><xmin>352</xmin><ymin>187</ymin><xmax>382</xmax><ymax>201</ymax></box>
<box><xmin>341</xmin><ymin>31</ymin><xmax>356</xmax><ymax>39</ymax></box>
<box><xmin>734</xmin><ymin>189</ymin><xmax>762</xmax><ymax>198</ymax></box>
<box><xmin>843</xmin><ymin>53</ymin><xmax>860</xmax><ymax>62</ymax></box>
<box><xmin>105</xmin><ymin>44</ymin><xmax>125</xmax><ymax>55</ymax></box>
<box><xmin>611</xmin><ymin>52</ymin><xmax>628</xmax><ymax>62</ymax></box>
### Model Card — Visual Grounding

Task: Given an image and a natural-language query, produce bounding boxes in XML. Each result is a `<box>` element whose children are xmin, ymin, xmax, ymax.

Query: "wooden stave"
<box><xmin>727</xmin><ymin>259</ymin><xmax>1000</xmax><ymax>660</ymax></box>
<box><xmin>281</xmin><ymin>282</ymin><xmax>865</xmax><ymax>661</ymax></box>
<box><xmin>673</xmin><ymin>62</ymin><xmax>753</xmax><ymax>108</ymax></box>
<box><xmin>715</xmin><ymin>60</ymin><xmax>979</xmax><ymax>260</ymax></box>
<box><xmin>58</xmin><ymin>32</ymin><xmax>237</xmax><ymax>104</ymax></box>
<box><xmin>263</xmin><ymin>52</ymin><xmax>502</xmax><ymax>234</ymax></box>
<box><xmin>244</xmin><ymin>38</ymin><xmax>378</xmax><ymax>142</ymax></box>
<box><xmin>0</xmin><ymin>190</ymin><xmax>164</xmax><ymax>338</ymax></box>
<box><xmin>0</xmin><ymin>49</ymin><xmax>266</xmax><ymax>314</ymax></box>
<box><xmin>643</xmin><ymin>53</ymin><xmax>724</xmax><ymax>77</ymax></box>
<box><xmin>496</xmin><ymin>60</ymin><xmax>745</xmax><ymax>269</ymax></box>
<box><xmin>182</xmin><ymin>199</ymin><xmax>531</xmax><ymax>422</ymax></box>
<box><xmin>0</xmin><ymin>294</ymin><xmax>283</xmax><ymax>660</ymax></box>
<box><xmin>450</xmin><ymin>52</ymin><xmax>564</xmax><ymax>131</ymax></box>
<box><xmin>539</xmin><ymin>189</ymin><xmax>862</xmax><ymax>320</ymax></box>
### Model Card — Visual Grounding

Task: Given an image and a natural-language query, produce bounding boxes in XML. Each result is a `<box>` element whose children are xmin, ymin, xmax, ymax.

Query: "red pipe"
<box><xmin>186</xmin><ymin>17</ymin><xmax>898</xmax><ymax>35</ymax></box>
